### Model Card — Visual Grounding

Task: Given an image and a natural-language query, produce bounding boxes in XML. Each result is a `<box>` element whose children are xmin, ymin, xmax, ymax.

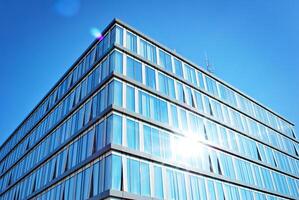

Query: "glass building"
<box><xmin>0</xmin><ymin>19</ymin><xmax>298</xmax><ymax>200</ymax></box>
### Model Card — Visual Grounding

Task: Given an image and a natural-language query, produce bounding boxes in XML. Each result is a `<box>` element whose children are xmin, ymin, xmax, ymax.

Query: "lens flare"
<box><xmin>53</xmin><ymin>0</ymin><xmax>81</xmax><ymax>17</ymax></box>
<box><xmin>90</xmin><ymin>27</ymin><xmax>104</xmax><ymax>41</ymax></box>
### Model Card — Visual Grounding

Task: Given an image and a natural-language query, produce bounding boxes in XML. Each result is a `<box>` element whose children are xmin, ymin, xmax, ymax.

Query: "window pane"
<box><xmin>140</xmin><ymin>39</ymin><xmax>157</xmax><ymax>63</ymax></box>
<box><xmin>174</xmin><ymin>58</ymin><xmax>183</xmax><ymax>78</ymax></box>
<box><xmin>143</xmin><ymin>125</ymin><xmax>152</xmax><ymax>154</ymax></box>
<box><xmin>140</xmin><ymin>162</ymin><xmax>150</xmax><ymax>196</ymax></box>
<box><xmin>107</xmin><ymin>114</ymin><xmax>122</xmax><ymax>145</ymax></box>
<box><xmin>110</xmin><ymin>25</ymin><xmax>123</xmax><ymax>46</ymax></box>
<box><xmin>158</xmin><ymin>50</ymin><xmax>172</xmax><ymax>72</ymax></box>
<box><xmin>109</xmin><ymin>51</ymin><xmax>123</xmax><ymax>74</ymax></box>
<box><xmin>154</xmin><ymin>166</ymin><xmax>164</xmax><ymax>199</ymax></box>
<box><xmin>126</xmin><ymin>85</ymin><xmax>135</xmax><ymax>112</ymax></box>
<box><xmin>126</xmin><ymin>57</ymin><xmax>142</xmax><ymax>83</ymax></box>
<box><xmin>127</xmin><ymin>159</ymin><xmax>141</xmax><ymax>194</ymax></box>
<box><xmin>184</xmin><ymin>64</ymin><xmax>197</xmax><ymax>86</ymax></box>
<box><xmin>126</xmin><ymin>31</ymin><xmax>137</xmax><ymax>53</ymax></box>
<box><xmin>145</xmin><ymin>66</ymin><xmax>156</xmax><ymax>90</ymax></box>
<box><xmin>126</xmin><ymin>119</ymin><xmax>140</xmax><ymax>150</ymax></box>
<box><xmin>111</xmin><ymin>155</ymin><xmax>122</xmax><ymax>190</ymax></box>
<box><xmin>205</xmin><ymin>76</ymin><xmax>218</xmax><ymax>97</ymax></box>
<box><xmin>207</xmin><ymin>180</ymin><xmax>216</xmax><ymax>200</ymax></box>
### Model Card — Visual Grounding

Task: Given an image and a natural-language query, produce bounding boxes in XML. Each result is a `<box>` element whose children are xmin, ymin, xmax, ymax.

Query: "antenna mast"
<box><xmin>204</xmin><ymin>51</ymin><xmax>214</xmax><ymax>74</ymax></box>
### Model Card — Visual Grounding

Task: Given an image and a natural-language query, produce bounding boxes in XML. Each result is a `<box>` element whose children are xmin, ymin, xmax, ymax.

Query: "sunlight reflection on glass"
<box><xmin>173</xmin><ymin>134</ymin><xmax>205</xmax><ymax>167</ymax></box>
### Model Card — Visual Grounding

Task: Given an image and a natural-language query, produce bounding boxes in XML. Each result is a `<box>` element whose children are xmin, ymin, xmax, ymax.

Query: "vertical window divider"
<box><xmin>136</xmin><ymin>36</ymin><xmax>140</xmax><ymax>55</ymax></box>
<box><xmin>149</xmin><ymin>163</ymin><xmax>154</xmax><ymax>196</ymax></box>
<box><xmin>122</xmin><ymin>156</ymin><xmax>127</xmax><ymax>192</ymax></box>
<box><xmin>161</xmin><ymin>165</ymin><xmax>167</xmax><ymax>199</ymax></box>
<box><xmin>123</xmin><ymin>54</ymin><xmax>127</xmax><ymax>76</ymax></box>
<box><xmin>181</xmin><ymin>61</ymin><xmax>186</xmax><ymax>82</ymax></box>
<box><xmin>170</xmin><ymin>55</ymin><xmax>175</xmax><ymax>74</ymax></box>
<box><xmin>122</xmin><ymin>83</ymin><xmax>126</xmax><ymax>110</ymax></box>
<box><xmin>123</xmin><ymin>28</ymin><xmax>127</xmax><ymax>49</ymax></box>
<box><xmin>141</xmin><ymin>63</ymin><xmax>146</xmax><ymax>85</ymax></box>
<box><xmin>156</xmin><ymin>47</ymin><xmax>160</xmax><ymax>67</ymax></box>
<box><xmin>167</xmin><ymin>102</ymin><xmax>173</xmax><ymax>129</ymax></box>
<box><xmin>135</xmin><ymin>86</ymin><xmax>138</xmax><ymax>113</ymax></box>
<box><xmin>122</xmin><ymin>114</ymin><xmax>126</xmax><ymax>148</ymax></box>
<box><xmin>155</xmin><ymin>68</ymin><xmax>159</xmax><ymax>91</ymax></box>
<box><xmin>139</xmin><ymin>120</ymin><xmax>144</xmax><ymax>153</ymax></box>
<box><xmin>185</xmin><ymin>171</ymin><xmax>191</xmax><ymax>200</ymax></box>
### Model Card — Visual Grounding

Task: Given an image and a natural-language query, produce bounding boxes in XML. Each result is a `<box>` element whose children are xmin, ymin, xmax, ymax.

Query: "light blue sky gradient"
<box><xmin>0</xmin><ymin>0</ymin><xmax>298</xmax><ymax>145</ymax></box>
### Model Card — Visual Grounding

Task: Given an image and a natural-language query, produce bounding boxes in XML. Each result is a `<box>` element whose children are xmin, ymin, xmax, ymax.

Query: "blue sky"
<box><xmin>0</xmin><ymin>0</ymin><xmax>298</xmax><ymax>145</ymax></box>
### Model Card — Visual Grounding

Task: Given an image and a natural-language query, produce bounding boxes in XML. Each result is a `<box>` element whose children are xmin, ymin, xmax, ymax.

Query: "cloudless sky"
<box><xmin>0</xmin><ymin>0</ymin><xmax>298</xmax><ymax>145</ymax></box>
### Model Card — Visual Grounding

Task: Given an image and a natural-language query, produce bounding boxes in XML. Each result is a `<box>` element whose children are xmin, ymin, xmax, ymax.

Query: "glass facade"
<box><xmin>0</xmin><ymin>19</ymin><xmax>298</xmax><ymax>200</ymax></box>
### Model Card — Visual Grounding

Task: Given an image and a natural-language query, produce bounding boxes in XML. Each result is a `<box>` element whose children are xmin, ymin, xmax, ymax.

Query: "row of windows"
<box><xmin>0</xmin><ymin>78</ymin><xmax>121</xmax><ymax>193</ymax></box>
<box><xmin>0</xmin><ymin>82</ymin><xmax>124</xmax><ymax>197</ymax></box>
<box><xmin>122</xmin><ymin>154</ymin><xmax>289</xmax><ymax>200</ymax></box>
<box><xmin>116</xmin><ymin>50</ymin><xmax>299</xmax><ymax>159</ymax></box>
<box><xmin>3</xmin><ymin>151</ymin><xmax>290</xmax><ymax>200</ymax></box>
<box><xmin>0</xmin><ymin>23</ymin><xmax>121</xmax><ymax>162</ymax></box>
<box><xmin>1</xmin><ymin>153</ymin><xmax>117</xmax><ymax>200</ymax></box>
<box><xmin>110</xmin><ymin>57</ymin><xmax>299</xmax><ymax>172</ymax></box>
<box><xmin>114</xmin><ymin>24</ymin><xmax>296</xmax><ymax>140</ymax></box>
<box><xmin>0</xmin><ymin>49</ymin><xmax>121</xmax><ymax>179</ymax></box>
<box><xmin>106</xmin><ymin>112</ymin><xmax>299</xmax><ymax>198</ymax></box>
<box><xmin>113</xmin><ymin>79</ymin><xmax>299</xmax><ymax>178</ymax></box>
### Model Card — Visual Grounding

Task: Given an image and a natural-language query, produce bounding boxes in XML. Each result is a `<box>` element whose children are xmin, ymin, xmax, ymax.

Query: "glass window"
<box><xmin>166</xmin><ymin>170</ymin><xmax>187</xmax><ymax>200</ymax></box>
<box><xmin>126</xmin><ymin>85</ymin><xmax>135</xmax><ymax>112</ymax></box>
<box><xmin>110</xmin><ymin>25</ymin><xmax>123</xmax><ymax>46</ymax></box>
<box><xmin>179</xmin><ymin>109</ymin><xmax>188</xmax><ymax>131</ymax></box>
<box><xmin>143</xmin><ymin>125</ymin><xmax>152</xmax><ymax>154</ymax></box>
<box><xmin>173</xmin><ymin>58</ymin><xmax>183</xmax><ymax>78</ymax></box>
<box><xmin>205</xmin><ymin>76</ymin><xmax>218</xmax><ymax>97</ymax></box>
<box><xmin>107</xmin><ymin>114</ymin><xmax>122</xmax><ymax>145</ymax></box>
<box><xmin>158</xmin><ymin>73</ymin><xmax>175</xmax><ymax>99</ymax></box>
<box><xmin>197</xmin><ymin>71</ymin><xmax>205</xmax><ymax>89</ymax></box>
<box><xmin>92</xmin><ymin>162</ymin><xmax>99</xmax><ymax>196</ymax></box>
<box><xmin>154</xmin><ymin>166</ymin><xmax>164</xmax><ymax>199</ymax></box>
<box><xmin>171</xmin><ymin>105</ymin><xmax>179</xmax><ymax>129</ymax></box>
<box><xmin>184</xmin><ymin>64</ymin><xmax>197</xmax><ymax>86</ymax></box>
<box><xmin>211</xmin><ymin>100</ymin><xmax>224</xmax><ymax>122</ymax></box>
<box><xmin>184</xmin><ymin>86</ymin><xmax>195</xmax><ymax>107</ymax></box>
<box><xmin>152</xmin><ymin>128</ymin><xmax>161</xmax><ymax>157</ymax></box>
<box><xmin>111</xmin><ymin>155</ymin><xmax>122</xmax><ymax>190</ymax></box>
<box><xmin>126</xmin><ymin>119</ymin><xmax>140</xmax><ymax>150</ymax></box>
<box><xmin>194</xmin><ymin>91</ymin><xmax>204</xmax><ymax>112</ymax></box>
<box><xmin>189</xmin><ymin>176</ymin><xmax>207</xmax><ymax>200</ymax></box>
<box><xmin>127</xmin><ymin>158</ymin><xmax>140</xmax><ymax>194</ymax></box>
<box><xmin>126</xmin><ymin>57</ymin><xmax>142</xmax><ymax>83</ymax></box>
<box><xmin>104</xmin><ymin>155</ymin><xmax>122</xmax><ymax>191</ymax></box>
<box><xmin>215</xmin><ymin>182</ymin><xmax>225</xmax><ymax>200</ymax></box>
<box><xmin>101</xmin><ymin>57</ymin><xmax>109</xmax><ymax>81</ymax></box>
<box><xmin>126</xmin><ymin>31</ymin><xmax>137</xmax><ymax>53</ymax></box>
<box><xmin>140</xmin><ymin>39</ymin><xmax>157</xmax><ymax>63</ymax></box>
<box><xmin>160</xmin><ymin>99</ymin><xmax>169</xmax><ymax>124</ymax></box>
<box><xmin>158</xmin><ymin>50</ymin><xmax>172</xmax><ymax>72</ymax></box>
<box><xmin>176</xmin><ymin>82</ymin><xmax>185</xmax><ymax>103</ymax></box>
<box><xmin>108</xmin><ymin>80</ymin><xmax>123</xmax><ymax>107</ymax></box>
<box><xmin>145</xmin><ymin>66</ymin><xmax>156</xmax><ymax>90</ymax></box>
<box><xmin>218</xmin><ymin>84</ymin><xmax>237</xmax><ymax>107</ymax></box>
<box><xmin>140</xmin><ymin>162</ymin><xmax>150</xmax><ymax>196</ymax></box>
<box><xmin>139</xmin><ymin>91</ymin><xmax>150</xmax><ymax>118</ymax></box>
<box><xmin>206</xmin><ymin>180</ymin><xmax>216</xmax><ymax>200</ymax></box>
<box><xmin>109</xmin><ymin>51</ymin><xmax>123</xmax><ymax>74</ymax></box>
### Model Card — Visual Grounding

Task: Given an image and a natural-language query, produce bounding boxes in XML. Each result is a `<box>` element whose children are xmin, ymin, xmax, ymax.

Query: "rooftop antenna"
<box><xmin>204</xmin><ymin>51</ymin><xmax>214</xmax><ymax>74</ymax></box>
